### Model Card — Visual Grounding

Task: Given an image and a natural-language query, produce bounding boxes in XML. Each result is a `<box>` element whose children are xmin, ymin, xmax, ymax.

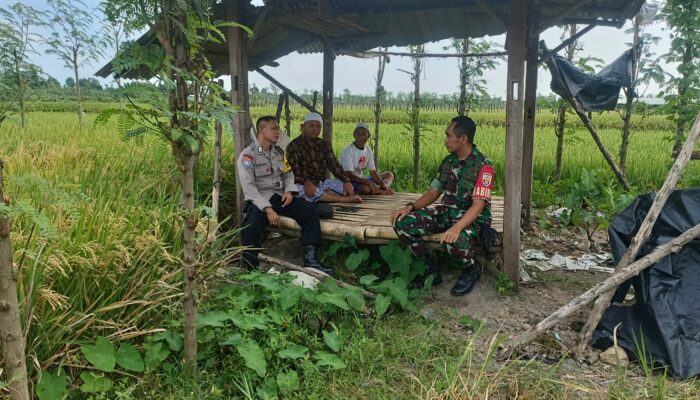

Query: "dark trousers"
<box><xmin>241</xmin><ymin>194</ymin><xmax>321</xmax><ymax>268</ymax></box>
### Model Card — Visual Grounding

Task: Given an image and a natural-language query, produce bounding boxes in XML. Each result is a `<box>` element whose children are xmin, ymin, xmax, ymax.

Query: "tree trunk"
<box><xmin>554</xmin><ymin>103</ymin><xmax>566</xmax><ymax>182</ymax></box>
<box><xmin>13</xmin><ymin>52</ymin><xmax>26</xmax><ymax>129</ymax></box>
<box><xmin>458</xmin><ymin>39</ymin><xmax>469</xmax><ymax>116</ymax></box>
<box><xmin>177</xmin><ymin>148</ymin><xmax>199</xmax><ymax>366</ymax></box>
<box><xmin>373</xmin><ymin>47</ymin><xmax>387</xmax><ymax>167</ymax></box>
<box><xmin>72</xmin><ymin>48</ymin><xmax>83</xmax><ymax>126</ymax></box>
<box><xmin>675</xmin><ymin>41</ymin><xmax>692</xmax><ymax>149</ymax></box>
<box><xmin>0</xmin><ymin>160</ymin><xmax>30</xmax><ymax>400</ymax></box>
<box><xmin>554</xmin><ymin>25</ymin><xmax>577</xmax><ymax>182</ymax></box>
<box><xmin>411</xmin><ymin>46</ymin><xmax>423</xmax><ymax>191</ymax></box>
<box><xmin>619</xmin><ymin>16</ymin><xmax>640</xmax><ymax>174</ymax></box>
<box><xmin>210</xmin><ymin>119</ymin><xmax>222</xmax><ymax>241</ymax></box>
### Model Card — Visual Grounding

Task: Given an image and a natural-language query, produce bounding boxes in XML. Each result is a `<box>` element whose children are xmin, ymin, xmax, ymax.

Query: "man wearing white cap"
<box><xmin>286</xmin><ymin>112</ymin><xmax>363</xmax><ymax>204</ymax></box>
<box><xmin>340</xmin><ymin>122</ymin><xmax>394</xmax><ymax>195</ymax></box>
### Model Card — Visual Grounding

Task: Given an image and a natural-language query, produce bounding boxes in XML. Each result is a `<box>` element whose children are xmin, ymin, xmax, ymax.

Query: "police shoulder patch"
<box><xmin>482</xmin><ymin>172</ymin><xmax>492</xmax><ymax>187</ymax></box>
<box><xmin>242</xmin><ymin>153</ymin><xmax>254</xmax><ymax>169</ymax></box>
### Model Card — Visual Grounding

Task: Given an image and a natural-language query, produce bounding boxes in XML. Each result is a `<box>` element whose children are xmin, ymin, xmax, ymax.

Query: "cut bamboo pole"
<box><xmin>258</xmin><ymin>254</ymin><xmax>376</xmax><ymax>299</ymax></box>
<box><xmin>498</xmin><ymin>222</ymin><xmax>700</xmax><ymax>360</ymax></box>
<box><xmin>574</xmin><ymin>112</ymin><xmax>700</xmax><ymax>354</ymax></box>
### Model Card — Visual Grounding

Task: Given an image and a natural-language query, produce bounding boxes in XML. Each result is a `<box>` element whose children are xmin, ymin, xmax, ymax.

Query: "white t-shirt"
<box><xmin>340</xmin><ymin>143</ymin><xmax>376</xmax><ymax>177</ymax></box>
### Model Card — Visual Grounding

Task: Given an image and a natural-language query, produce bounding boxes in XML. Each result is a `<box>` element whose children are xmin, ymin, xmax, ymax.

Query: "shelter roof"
<box><xmin>96</xmin><ymin>0</ymin><xmax>645</xmax><ymax>78</ymax></box>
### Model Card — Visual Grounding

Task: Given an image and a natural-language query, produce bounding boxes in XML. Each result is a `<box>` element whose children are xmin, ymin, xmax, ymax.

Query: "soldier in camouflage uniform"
<box><xmin>391</xmin><ymin>116</ymin><xmax>494</xmax><ymax>296</ymax></box>
<box><xmin>237</xmin><ymin>116</ymin><xmax>333</xmax><ymax>275</ymax></box>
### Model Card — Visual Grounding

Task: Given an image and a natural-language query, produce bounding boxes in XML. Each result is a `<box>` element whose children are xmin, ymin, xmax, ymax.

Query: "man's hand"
<box><xmin>440</xmin><ymin>226</ymin><xmax>461</xmax><ymax>244</ymax></box>
<box><xmin>266</xmin><ymin>208</ymin><xmax>280</xmax><ymax>226</ymax></box>
<box><xmin>343</xmin><ymin>181</ymin><xmax>355</xmax><ymax>197</ymax></box>
<box><xmin>304</xmin><ymin>180</ymin><xmax>317</xmax><ymax>197</ymax></box>
<box><xmin>390</xmin><ymin>206</ymin><xmax>413</xmax><ymax>225</ymax></box>
<box><xmin>281</xmin><ymin>192</ymin><xmax>293</xmax><ymax>207</ymax></box>
<box><xmin>368</xmin><ymin>182</ymin><xmax>381</xmax><ymax>194</ymax></box>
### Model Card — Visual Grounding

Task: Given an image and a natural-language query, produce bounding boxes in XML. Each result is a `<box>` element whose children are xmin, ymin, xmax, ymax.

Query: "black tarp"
<box><xmin>592</xmin><ymin>188</ymin><xmax>700</xmax><ymax>378</ymax></box>
<box><xmin>549</xmin><ymin>49</ymin><xmax>634</xmax><ymax>112</ymax></box>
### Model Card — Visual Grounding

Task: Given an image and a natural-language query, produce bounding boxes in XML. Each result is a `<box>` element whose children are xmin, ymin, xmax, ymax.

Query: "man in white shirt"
<box><xmin>340</xmin><ymin>122</ymin><xmax>394</xmax><ymax>195</ymax></box>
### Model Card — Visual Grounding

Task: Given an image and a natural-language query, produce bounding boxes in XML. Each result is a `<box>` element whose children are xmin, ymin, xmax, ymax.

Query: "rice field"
<box><xmin>0</xmin><ymin>108</ymin><xmax>698</xmax><ymax>389</ymax></box>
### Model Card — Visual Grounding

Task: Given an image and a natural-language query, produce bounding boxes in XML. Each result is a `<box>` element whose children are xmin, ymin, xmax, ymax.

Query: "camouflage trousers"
<box><xmin>394</xmin><ymin>206</ymin><xmax>478</xmax><ymax>268</ymax></box>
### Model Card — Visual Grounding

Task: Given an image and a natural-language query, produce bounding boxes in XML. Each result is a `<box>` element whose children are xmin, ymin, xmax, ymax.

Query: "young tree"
<box><xmin>0</xmin><ymin>3</ymin><xmax>45</xmax><ymax>129</ymax></box>
<box><xmin>661</xmin><ymin>0</ymin><xmax>700</xmax><ymax>149</ymax></box>
<box><xmin>445</xmin><ymin>38</ymin><xmax>501</xmax><ymax>116</ymax></box>
<box><xmin>618</xmin><ymin>8</ymin><xmax>664</xmax><ymax>173</ymax></box>
<box><xmin>553</xmin><ymin>25</ymin><xmax>578</xmax><ymax>182</ymax></box>
<box><xmin>399</xmin><ymin>44</ymin><xmax>425</xmax><ymax>191</ymax></box>
<box><xmin>45</xmin><ymin>0</ymin><xmax>103</xmax><ymax>126</ymax></box>
<box><xmin>0</xmin><ymin>160</ymin><xmax>30</xmax><ymax>400</ymax></box>
<box><xmin>372</xmin><ymin>47</ymin><xmax>388</xmax><ymax>166</ymax></box>
<box><xmin>101</xmin><ymin>0</ymin><xmax>244</xmax><ymax>368</ymax></box>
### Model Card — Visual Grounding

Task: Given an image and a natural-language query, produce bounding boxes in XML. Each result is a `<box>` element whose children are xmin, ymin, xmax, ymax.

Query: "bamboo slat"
<box><xmin>275</xmin><ymin>193</ymin><xmax>504</xmax><ymax>243</ymax></box>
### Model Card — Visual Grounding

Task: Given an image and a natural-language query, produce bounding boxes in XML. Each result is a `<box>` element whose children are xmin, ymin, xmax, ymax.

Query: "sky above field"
<box><xmin>17</xmin><ymin>0</ymin><xmax>673</xmax><ymax>99</ymax></box>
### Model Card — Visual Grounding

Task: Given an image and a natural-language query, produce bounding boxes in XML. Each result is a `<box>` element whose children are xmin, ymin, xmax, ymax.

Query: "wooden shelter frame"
<box><xmin>96</xmin><ymin>0</ymin><xmax>645</xmax><ymax>289</ymax></box>
<box><xmin>222</xmin><ymin>0</ymin><xmax>645</xmax><ymax>288</ymax></box>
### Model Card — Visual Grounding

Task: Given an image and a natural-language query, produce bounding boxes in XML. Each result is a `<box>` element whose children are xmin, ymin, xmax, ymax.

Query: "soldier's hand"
<box><xmin>304</xmin><ymin>181</ymin><xmax>317</xmax><ymax>197</ymax></box>
<box><xmin>266</xmin><ymin>209</ymin><xmax>280</xmax><ymax>226</ymax></box>
<box><xmin>343</xmin><ymin>181</ymin><xmax>355</xmax><ymax>196</ymax></box>
<box><xmin>369</xmin><ymin>182</ymin><xmax>381</xmax><ymax>194</ymax></box>
<box><xmin>281</xmin><ymin>192</ymin><xmax>293</xmax><ymax>207</ymax></box>
<box><xmin>390</xmin><ymin>207</ymin><xmax>411</xmax><ymax>225</ymax></box>
<box><xmin>440</xmin><ymin>227</ymin><xmax>461</xmax><ymax>244</ymax></box>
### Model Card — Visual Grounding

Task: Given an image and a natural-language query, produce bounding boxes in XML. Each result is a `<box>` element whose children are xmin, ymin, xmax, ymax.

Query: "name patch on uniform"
<box><xmin>242</xmin><ymin>154</ymin><xmax>253</xmax><ymax>169</ymax></box>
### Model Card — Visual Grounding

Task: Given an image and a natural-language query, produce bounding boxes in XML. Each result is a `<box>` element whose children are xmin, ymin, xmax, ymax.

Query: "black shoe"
<box><xmin>412</xmin><ymin>257</ymin><xmax>443</xmax><ymax>288</ymax></box>
<box><xmin>304</xmin><ymin>245</ymin><xmax>335</xmax><ymax>275</ymax></box>
<box><xmin>450</xmin><ymin>265</ymin><xmax>481</xmax><ymax>296</ymax></box>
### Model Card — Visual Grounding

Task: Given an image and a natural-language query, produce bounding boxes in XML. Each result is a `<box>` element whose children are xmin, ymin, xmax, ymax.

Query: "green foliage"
<box><xmin>35</xmin><ymin>369</ymin><xmax>67</xmax><ymax>400</ymax></box>
<box><xmin>116</xmin><ymin>343</ymin><xmax>145</xmax><ymax>372</ymax></box>
<box><xmin>493</xmin><ymin>273</ymin><xmax>516</xmax><ymax>295</ymax></box>
<box><xmin>81</xmin><ymin>336</ymin><xmax>116</xmax><ymax>372</ymax></box>
<box><xmin>458</xmin><ymin>315</ymin><xmax>483</xmax><ymax>331</ymax></box>
<box><xmin>79</xmin><ymin>372</ymin><xmax>113</xmax><ymax>393</ymax></box>
<box><xmin>561</xmin><ymin>169</ymin><xmax>634</xmax><ymax>240</ymax></box>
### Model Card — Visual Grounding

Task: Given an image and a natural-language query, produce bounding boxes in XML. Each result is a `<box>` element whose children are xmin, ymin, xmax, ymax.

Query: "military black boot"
<box><xmin>304</xmin><ymin>245</ymin><xmax>335</xmax><ymax>275</ymax></box>
<box><xmin>413</xmin><ymin>256</ymin><xmax>443</xmax><ymax>288</ymax></box>
<box><xmin>450</xmin><ymin>261</ymin><xmax>481</xmax><ymax>296</ymax></box>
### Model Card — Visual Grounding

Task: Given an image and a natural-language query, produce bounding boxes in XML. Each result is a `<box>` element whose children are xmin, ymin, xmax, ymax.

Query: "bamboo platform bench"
<box><xmin>274</xmin><ymin>193</ymin><xmax>505</xmax><ymax>269</ymax></box>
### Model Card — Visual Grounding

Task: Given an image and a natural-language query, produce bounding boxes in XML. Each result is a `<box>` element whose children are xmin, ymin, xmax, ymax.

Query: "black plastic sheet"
<box><xmin>592</xmin><ymin>188</ymin><xmax>700</xmax><ymax>378</ymax></box>
<box><xmin>549</xmin><ymin>49</ymin><xmax>634</xmax><ymax>112</ymax></box>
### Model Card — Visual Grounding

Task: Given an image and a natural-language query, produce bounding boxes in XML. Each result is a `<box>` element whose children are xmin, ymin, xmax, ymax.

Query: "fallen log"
<box><xmin>498</xmin><ymin>222</ymin><xmax>700</xmax><ymax>361</ymax></box>
<box><xmin>575</xmin><ymin>112</ymin><xmax>700</xmax><ymax>354</ymax></box>
<box><xmin>258</xmin><ymin>254</ymin><xmax>377</xmax><ymax>299</ymax></box>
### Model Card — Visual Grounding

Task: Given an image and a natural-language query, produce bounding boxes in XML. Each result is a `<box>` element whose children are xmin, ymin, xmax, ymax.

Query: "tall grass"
<box><xmin>0</xmin><ymin>113</ymin><xmax>236</xmax><ymax>376</ymax></box>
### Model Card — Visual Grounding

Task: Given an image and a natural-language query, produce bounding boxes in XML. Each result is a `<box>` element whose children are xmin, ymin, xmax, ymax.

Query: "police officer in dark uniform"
<box><xmin>237</xmin><ymin>116</ymin><xmax>333</xmax><ymax>274</ymax></box>
<box><xmin>391</xmin><ymin>116</ymin><xmax>495</xmax><ymax>296</ymax></box>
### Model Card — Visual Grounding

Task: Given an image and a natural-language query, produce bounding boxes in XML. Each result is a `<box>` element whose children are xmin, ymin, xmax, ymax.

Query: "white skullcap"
<box><xmin>303</xmin><ymin>112</ymin><xmax>323</xmax><ymax>124</ymax></box>
<box><xmin>355</xmin><ymin>122</ymin><xmax>370</xmax><ymax>131</ymax></box>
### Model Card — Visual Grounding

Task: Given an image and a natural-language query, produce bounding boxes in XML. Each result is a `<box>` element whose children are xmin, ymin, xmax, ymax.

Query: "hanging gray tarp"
<box><xmin>592</xmin><ymin>187</ymin><xmax>700</xmax><ymax>378</ymax></box>
<box><xmin>549</xmin><ymin>49</ymin><xmax>634</xmax><ymax>112</ymax></box>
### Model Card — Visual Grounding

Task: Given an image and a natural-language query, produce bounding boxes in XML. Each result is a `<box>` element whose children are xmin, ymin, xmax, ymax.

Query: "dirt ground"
<box><xmin>258</xmin><ymin>223</ymin><xmax>654</xmax><ymax>388</ymax></box>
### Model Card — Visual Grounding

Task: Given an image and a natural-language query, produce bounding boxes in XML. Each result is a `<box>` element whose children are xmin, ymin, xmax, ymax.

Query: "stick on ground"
<box><xmin>258</xmin><ymin>254</ymin><xmax>377</xmax><ymax>299</ymax></box>
<box><xmin>498</xmin><ymin>222</ymin><xmax>700</xmax><ymax>361</ymax></box>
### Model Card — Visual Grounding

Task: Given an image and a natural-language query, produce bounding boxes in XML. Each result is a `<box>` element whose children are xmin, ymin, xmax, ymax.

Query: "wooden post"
<box><xmin>284</xmin><ymin>93</ymin><xmax>291</xmax><ymax>136</ymax></box>
<box><xmin>521</xmin><ymin>26</ymin><xmax>539</xmax><ymax>227</ymax></box>
<box><xmin>503</xmin><ymin>0</ymin><xmax>529</xmax><ymax>286</ymax></box>
<box><xmin>275</xmin><ymin>93</ymin><xmax>284</xmax><ymax>121</ymax></box>
<box><xmin>322</xmin><ymin>38</ymin><xmax>335</xmax><ymax>144</ymax></box>
<box><xmin>228</xmin><ymin>0</ymin><xmax>252</xmax><ymax>227</ymax></box>
<box><xmin>210</xmin><ymin>79</ymin><xmax>224</xmax><ymax>241</ymax></box>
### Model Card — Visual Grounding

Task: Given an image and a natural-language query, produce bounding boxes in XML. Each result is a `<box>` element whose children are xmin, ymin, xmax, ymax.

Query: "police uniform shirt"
<box><xmin>236</xmin><ymin>140</ymin><xmax>297</xmax><ymax>211</ymax></box>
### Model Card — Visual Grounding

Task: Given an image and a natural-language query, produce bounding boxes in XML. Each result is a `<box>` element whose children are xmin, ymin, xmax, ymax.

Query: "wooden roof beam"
<box><xmin>537</xmin><ymin>1</ymin><xmax>585</xmax><ymax>34</ymax></box>
<box><xmin>537</xmin><ymin>24</ymin><xmax>595</xmax><ymax>65</ymax></box>
<box><xmin>473</xmin><ymin>0</ymin><xmax>507</xmax><ymax>31</ymax></box>
<box><xmin>254</xmin><ymin>68</ymin><xmax>322</xmax><ymax>115</ymax></box>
